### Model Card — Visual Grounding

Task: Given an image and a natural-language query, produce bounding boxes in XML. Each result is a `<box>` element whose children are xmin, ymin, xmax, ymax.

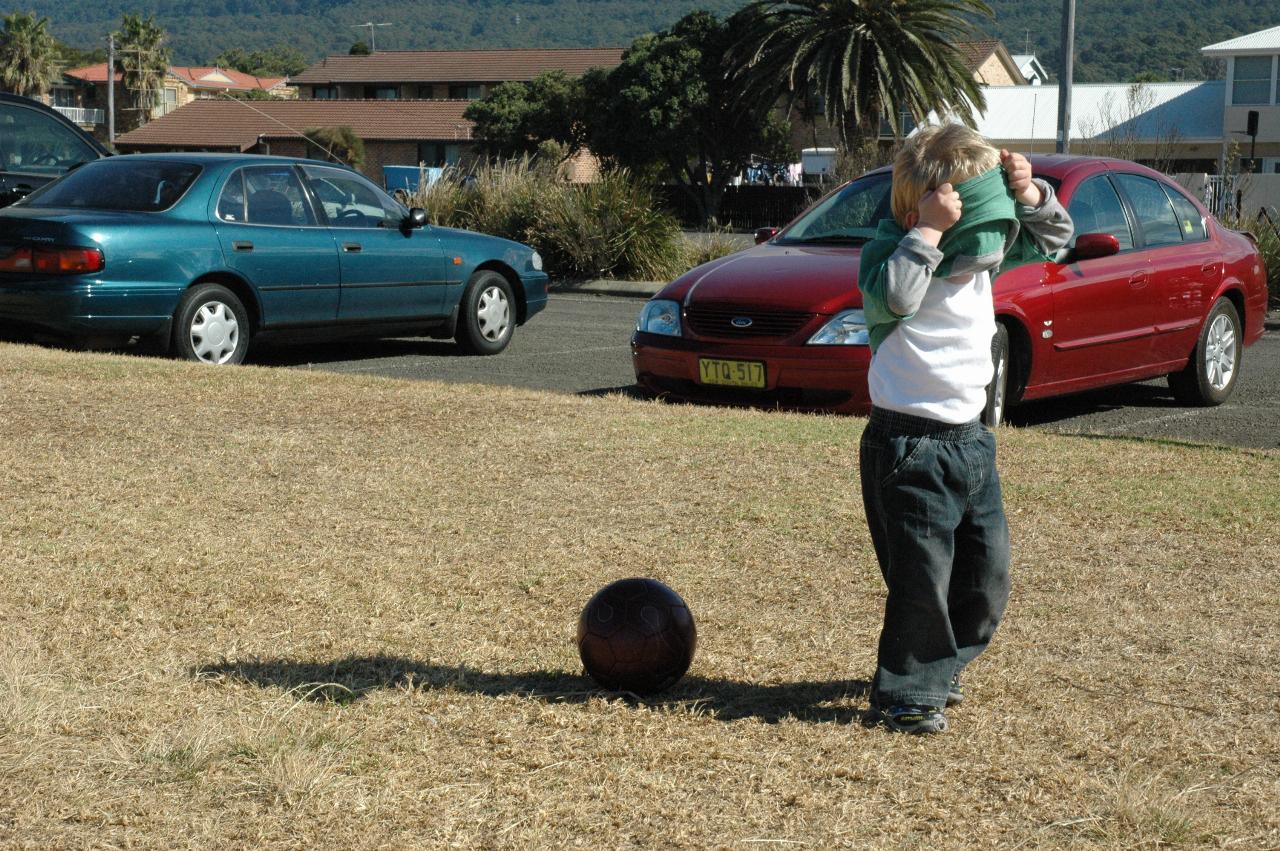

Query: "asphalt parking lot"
<box><xmin>252</xmin><ymin>293</ymin><xmax>1280</xmax><ymax>451</ymax></box>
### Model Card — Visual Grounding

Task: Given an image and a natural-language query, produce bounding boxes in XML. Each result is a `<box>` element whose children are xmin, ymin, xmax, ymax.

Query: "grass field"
<box><xmin>1</xmin><ymin>343</ymin><xmax>1278</xmax><ymax>849</ymax></box>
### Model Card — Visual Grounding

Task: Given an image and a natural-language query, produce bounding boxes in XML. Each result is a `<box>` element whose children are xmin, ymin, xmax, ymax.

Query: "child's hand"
<box><xmin>1001</xmin><ymin>149</ymin><xmax>1043</xmax><ymax>207</ymax></box>
<box><xmin>916</xmin><ymin>182</ymin><xmax>962</xmax><ymax>238</ymax></box>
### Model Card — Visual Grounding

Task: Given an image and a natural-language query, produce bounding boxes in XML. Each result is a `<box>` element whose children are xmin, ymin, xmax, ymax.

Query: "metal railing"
<box><xmin>52</xmin><ymin>105</ymin><xmax>104</xmax><ymax>125</ymax></box>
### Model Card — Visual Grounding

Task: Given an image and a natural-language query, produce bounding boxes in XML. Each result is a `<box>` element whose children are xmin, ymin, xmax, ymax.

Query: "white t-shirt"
<box><xmin>867</xmin><ymin>270</ymin><xmax>995</xmax><ymax>424</ymax></box>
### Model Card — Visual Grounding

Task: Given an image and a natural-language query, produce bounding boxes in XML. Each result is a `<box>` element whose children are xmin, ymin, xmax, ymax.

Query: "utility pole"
<box><xmin>1056</xmin><ymin>0</ymin><xmax>1075</xmax><ymax>154</ymax></box>
<box><xmin>107</xmin><ymin>32</ymin><xmax>115</xmax><ymax>146</ymax></box>
<box><xmin>353</xmin><ymin>22</ymin><xmax>391</xmax><ymax>53</ymax></box>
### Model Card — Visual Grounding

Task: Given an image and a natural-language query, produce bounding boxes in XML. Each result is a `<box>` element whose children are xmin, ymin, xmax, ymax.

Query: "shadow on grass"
<box><xmin>248</xmin><ymin>336</ymin><xmax>465</xmax><ymax>367</ymax></box>
<box><xmin>1005</xmin><ymin>381</ymin><xmax>1183</xmax><ymax>427</ymax></box>
<box><xmin>193</xmin><ymin>655</ymin><xmax>872</xmax><ymax>724</ymax></box>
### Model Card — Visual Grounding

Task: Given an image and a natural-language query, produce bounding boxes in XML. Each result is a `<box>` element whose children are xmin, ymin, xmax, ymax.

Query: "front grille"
<box><xmin>684</xmin><ymin>306</ymin><xmax>813</xmax><ymax>340</ymax></box>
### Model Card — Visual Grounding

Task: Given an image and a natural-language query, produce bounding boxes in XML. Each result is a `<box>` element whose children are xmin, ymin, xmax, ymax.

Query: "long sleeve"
<box><xmin>1016</xmin><ymin>178</ymin><xmax>1074</xmax><ymax>254</ymax></box>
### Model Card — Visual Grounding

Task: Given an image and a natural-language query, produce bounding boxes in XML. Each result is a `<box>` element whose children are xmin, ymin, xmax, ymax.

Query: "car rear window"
<box><xmin>22</xmin><ymin>159</ymin><xmax>201</xmax><ymax>212</ymax></box>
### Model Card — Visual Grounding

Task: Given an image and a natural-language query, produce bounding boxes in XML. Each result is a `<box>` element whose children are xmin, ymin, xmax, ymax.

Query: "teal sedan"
<box><xmin>0</xmin><ymin>154</ymin><xmax>549</xmax><ymax>363</ymax></box>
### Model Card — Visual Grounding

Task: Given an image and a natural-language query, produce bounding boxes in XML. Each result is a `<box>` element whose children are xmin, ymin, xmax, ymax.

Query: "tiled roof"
<box><xmin>954</xmin><ymin>40</ymin><xmax>1003</xmax><ymax>73</ymax></box>
<box><xmin>1202</xmin><ymin>25</ymin><xmax>1280</xmax><ymax>55</ymax></box>
<box><xmin>169</xmin><ymin>66</ymin><xmax>287</xmax><ymax>91</ymax></box>
<box><xmin>64</xmin><ymin>63</ymin><xmax>122</xmax><ymax>83</ymax></box>
<box><xmin>64</xmin><ymin>63</ymin><xmax>286</xmax><ymax>91</ymax></box>
<box><xmin>291</xmin><ymin>47</ymin><xmax>625</xmax><ymax>84</ymax></box>
<box><xmin>116</xmin><ymin>99</ymin><xmax>474</xmax><ymax>150</ymax></box>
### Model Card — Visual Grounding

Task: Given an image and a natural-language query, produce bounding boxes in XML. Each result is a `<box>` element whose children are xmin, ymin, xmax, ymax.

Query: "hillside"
<box><xmin>29</xmin><ymin>0</ymin><xmax>1273</xmax><ymax>83</ymax></box>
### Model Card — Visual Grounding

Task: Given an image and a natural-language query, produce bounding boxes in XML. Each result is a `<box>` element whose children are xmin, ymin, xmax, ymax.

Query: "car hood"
<box><xmin>659</xmin><ymin>242</ymin><xmax>865</xmax><ymax>314</ymax></box>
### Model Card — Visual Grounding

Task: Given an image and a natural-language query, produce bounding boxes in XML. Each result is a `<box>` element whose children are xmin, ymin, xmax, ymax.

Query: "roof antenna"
<box><xmin>215</xmin><ymin>91</ymin><xmax>341</xmax><ymax>162</ymax></box>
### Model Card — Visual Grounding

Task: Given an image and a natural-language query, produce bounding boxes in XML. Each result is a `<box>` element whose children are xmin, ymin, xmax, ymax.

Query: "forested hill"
<box><xmin>28</xmin><ymin>0</ymin><xmax>1273</xmax><ymax>83</ymax></box>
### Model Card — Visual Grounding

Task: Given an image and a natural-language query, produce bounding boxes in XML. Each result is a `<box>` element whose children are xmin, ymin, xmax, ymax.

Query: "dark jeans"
<box><xmin>859</xmin><ymin>407</ymin><xmax>1011</xmax><ymax>709</ymax></box>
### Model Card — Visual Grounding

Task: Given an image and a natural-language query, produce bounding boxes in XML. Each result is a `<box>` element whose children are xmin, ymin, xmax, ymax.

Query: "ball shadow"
<box><xmin>194</xmin><ymin>655</ymin><xmax>873</xmax><ymax>724</ymax></box>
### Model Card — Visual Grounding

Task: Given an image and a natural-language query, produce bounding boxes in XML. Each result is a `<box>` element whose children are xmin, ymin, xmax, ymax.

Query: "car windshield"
<box><xmin>21</xmin><ymin>159</ymin><xmax>201</xmax><ymax>212</ymax></box>
<box><xmin>775</xmin><ymin>172</ymin><xmax>892</xmax><ymax>245</ymax></box>
<box><xmin>0</xmin><ymin>102</ymin><xmax>101</xmax><ymax>177</ymax></box>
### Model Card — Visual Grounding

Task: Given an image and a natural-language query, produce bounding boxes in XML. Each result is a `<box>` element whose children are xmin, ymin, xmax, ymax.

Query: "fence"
<box><xmin>52</xmin><ymin>105</ymin><xmax>104</xmax><ymax>126</ymax></box>
<box><xmin>658</xmin><ymin>185</ymin><xmax>821</xmax><ymax>230</ymax></box>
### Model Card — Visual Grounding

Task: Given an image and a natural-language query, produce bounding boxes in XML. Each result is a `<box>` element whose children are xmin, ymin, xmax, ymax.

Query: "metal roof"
<box><xmin>1202</xmin><ymin>25</ymin><xmax>1280</xmax><ymax>55</ymax></box>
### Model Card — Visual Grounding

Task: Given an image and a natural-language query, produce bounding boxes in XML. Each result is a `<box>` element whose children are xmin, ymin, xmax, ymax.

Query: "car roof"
<box><xmin>862</xmin><ymin>153</ymin><xmax>1170</xmax><ymax>185</ymax></box>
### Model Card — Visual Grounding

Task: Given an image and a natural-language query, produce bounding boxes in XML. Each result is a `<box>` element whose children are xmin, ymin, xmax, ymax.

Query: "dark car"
<box><xmin>632</xmin><ymin>155</ymin><xmax>1269</xmax><ymax>424</ymax></box>
<box><xmin>0</xmin><ymin>92</ymin><xmax>110</xmax><ymax>207</ymax></box>
<box><xmin>0</xmin><ymin>154</ymin><xmax>548</xmax><ymax>362</ymax></box>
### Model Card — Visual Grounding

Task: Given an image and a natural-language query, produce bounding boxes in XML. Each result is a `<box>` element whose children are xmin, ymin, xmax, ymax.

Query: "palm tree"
<box><xmin>304</xmin><ymin>126</ymin><xmax>366</xmax><ymax>171</ymax></box>
<box><xmin>115</xmin><ymin>14</ymin><xmax>170</xmax><ymax>128</ymax></box>
<box><xmin>0</xmin><ymin>12</ymin><xmax>58</xmax><ymax>99</ymax></box>
<box><xmin>733</xmin><ymin>0</ymin><xmax>991</xmax><ymax>148</ymax></box>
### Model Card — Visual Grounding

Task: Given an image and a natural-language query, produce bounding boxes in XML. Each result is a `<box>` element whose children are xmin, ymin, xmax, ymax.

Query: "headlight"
<box><xmin>807</xmin><ymin>309</ymin><xmax>869</xmax><ymax>345</ymax></box>
<box><xmin>529</xmin><ymin>251</ymin><xmax>543</xmax><ymax>271</ymax></box>
<box><xmin>636</xmin><ymin>299</ymin><xmax>682</xmax><ymax>337</ymax></box>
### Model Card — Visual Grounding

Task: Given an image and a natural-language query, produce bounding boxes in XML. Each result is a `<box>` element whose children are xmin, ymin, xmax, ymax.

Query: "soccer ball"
<box><xmin>576</xmin><ymin>577</ymin><xmax>697</xmax><ymax>694</ymax></box>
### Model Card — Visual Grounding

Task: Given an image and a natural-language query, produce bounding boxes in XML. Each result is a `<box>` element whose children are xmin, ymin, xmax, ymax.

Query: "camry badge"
<box><xmin>731</xmin><ymin>316</ymin><xmax>753</xmax><ymax>328</ymax></box>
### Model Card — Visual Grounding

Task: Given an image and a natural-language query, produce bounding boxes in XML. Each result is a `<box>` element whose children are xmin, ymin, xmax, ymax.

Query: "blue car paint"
<box><xmin>0</xmin><ymin>153</ymin><xmax>548</xmax><ymax>343</ymax></box>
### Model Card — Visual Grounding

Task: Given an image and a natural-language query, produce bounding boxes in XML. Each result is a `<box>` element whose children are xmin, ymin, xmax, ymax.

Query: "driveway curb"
<box><xmin>550</xmin><ymin>279</ymin><xmax>663</xmax><ymax>299</ymax></box>
<box><xmin>1266</xmin><ymin>310</ymin><xmax>1280</xmax><ymax>331</ymax></box>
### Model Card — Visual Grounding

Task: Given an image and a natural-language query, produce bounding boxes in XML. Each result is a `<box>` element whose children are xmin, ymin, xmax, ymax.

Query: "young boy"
<box><xmin>857</xmin><ymin>124</ymin><xmax>1073</xmax><ymax>734</ymax></box>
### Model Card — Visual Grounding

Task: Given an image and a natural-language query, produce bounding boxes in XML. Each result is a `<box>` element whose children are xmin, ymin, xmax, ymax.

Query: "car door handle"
<box><xmin>232</xmin><ymin>241</ymin><xmax>253</xmax><ymax>252</ymax></box>
<box><xmin>1200</xmin><ymin>262</ymin><xmax>1219</xmax><ymax>275</ymax></box>
<box><xmin>342</xmin><ymin>242</ymin><xmax>362</xmax><ymax>253</ymax></box>
<box><xmin>1128</xmin><ymin>272</ymin><xmax>1148</xmax><ymax>289</ymax></box>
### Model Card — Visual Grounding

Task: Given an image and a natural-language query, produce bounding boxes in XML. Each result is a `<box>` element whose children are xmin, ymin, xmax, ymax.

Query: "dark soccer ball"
<box><xmin>576</xmin><ymin>577</ymin><xmax>697</xmax><ymax>694</ymax></box>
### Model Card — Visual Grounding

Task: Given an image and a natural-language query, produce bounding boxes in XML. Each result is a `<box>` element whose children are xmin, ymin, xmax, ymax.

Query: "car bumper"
<box><xmin>0</xmin><ymin>278</ymin><xmax>180</xmax><ymax>338</ymax></box>
<box><xmin>631</xmin><ymin>331</ymin><xmax>873</xmax><ymax>415</ymax></box>
<box><xmin>521</xmin><ymin>271</ymin><xmax>549</xmax><ymax>321</ymax></box>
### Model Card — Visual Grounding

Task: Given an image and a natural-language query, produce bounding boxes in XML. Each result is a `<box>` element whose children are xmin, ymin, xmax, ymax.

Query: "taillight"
<box><xmin>0</xmin><ymin>244</ymin><xmax>105</xmax><ymax>275</ymax></box>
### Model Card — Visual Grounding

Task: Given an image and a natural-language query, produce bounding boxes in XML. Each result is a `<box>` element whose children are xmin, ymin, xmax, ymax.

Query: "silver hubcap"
<box><xmin>1204</xmin><ymin>313</ymin><xmax>1236</xmax><ymax>391</ymax></box>
<box><xmin>190</xmin><ymin>301</ymin><xmax>240</xmax><ymax>364</ymax></box>
<box><xmin>476</xmin><ymin>285</ymin><xmax>510</xmax><ymax>342</ymax></box>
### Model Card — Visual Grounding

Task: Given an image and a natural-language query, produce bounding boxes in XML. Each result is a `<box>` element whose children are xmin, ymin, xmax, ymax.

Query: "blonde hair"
<box><xmin>891</xmin><ymin>124</ymin><xmax>1000</xmax><ymax>227</ymax></box>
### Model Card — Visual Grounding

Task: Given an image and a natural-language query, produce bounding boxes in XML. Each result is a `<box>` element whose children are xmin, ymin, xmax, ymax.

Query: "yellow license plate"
<box><xmin>698</xmin><ymin>358</ymin><xmax>766</xmax><ymax>388</ymax></box>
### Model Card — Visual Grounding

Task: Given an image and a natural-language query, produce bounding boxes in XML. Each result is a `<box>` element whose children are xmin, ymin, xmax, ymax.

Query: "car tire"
<box><xmin>456</xmin><ymin>270</ymin><xmax>515</xmax><ymax>355</ymax></box>
<box><xmin>1168</xmin><ymin>297</ymin><xmax>1241</xmax><ymax>406</ymax></box>
<box><xmin>172</xmin><ymin>283</ymin><xmax>250</xmax><ymax>365</ymax></box>
<box><xmin>982</xmin><ymin>323</ymin><xmax>1010</xmax><ymax>427</ymax></box>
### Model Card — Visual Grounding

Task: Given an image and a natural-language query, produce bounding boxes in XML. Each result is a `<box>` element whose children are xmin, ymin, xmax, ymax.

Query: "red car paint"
<box><xmin>632</xmin><ymin>155</ymin><xmax>1267</xmax><ymax>416</ymax></box>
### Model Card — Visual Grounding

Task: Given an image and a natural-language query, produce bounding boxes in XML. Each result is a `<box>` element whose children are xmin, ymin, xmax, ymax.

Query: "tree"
<box><xmin>733</xmin><ymin>0</ymin><xmax>991</xmax><ymax>148</ymax></box>
<box><xmin>349</xmin><ymin>41</ymin><xmax>370</xmax><ymax>56</ymax></box>
<box><xmin>214</xmin><ymin>45</ymin><xmax>309</xmax><ymax>78</ymax></box>
<box><xmin>304</xmin><ymin>126</ymin><xmax>365</xmax><ymax>170</ymax></box>
<box><xmin>584</xmin><ymin>11</ymin><xmax>793</xmax><ymax>225</ymax></box>
<box><xmin>0</xmin><ymin>12</ymin><xmax>58</xmax><ymax>98</ymax></box>
<box><xmin>465</xmin><ymin>71</ymin><xmax>588</xmax><ymax>161</ymax></box>
<box><xmin>115</xmin><ymin>14</ymin><xmax>170</xmax><ymax>130</ymax></box>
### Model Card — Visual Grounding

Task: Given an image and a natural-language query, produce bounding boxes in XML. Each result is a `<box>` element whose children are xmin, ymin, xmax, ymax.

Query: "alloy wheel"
<box><xmin>1204</xmin><ymin>312</ymin><xmax>1236</xmax><ymax>391</ymax></box>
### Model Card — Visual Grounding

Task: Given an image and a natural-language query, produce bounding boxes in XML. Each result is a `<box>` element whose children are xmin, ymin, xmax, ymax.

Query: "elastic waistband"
<box><xmin>865</xmin><ymin>406</ymin><xmax>986</xmax><ymax>442</ymax></box>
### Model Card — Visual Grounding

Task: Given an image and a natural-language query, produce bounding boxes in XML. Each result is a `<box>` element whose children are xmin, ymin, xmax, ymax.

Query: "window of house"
<box><xmin>448</xmin><ymin>84</ymin><xmax>483</xmax><ymax>100</ymax></box>
<box><xmin>417</xmin><ymin>85</ymin><xmax>438</xmax><ymax>99</ymax></box>
<box><xmin>1232</xmin><ymin>55</ymin><xmax>1274</xmax><ymax>105</ymax></box>
<box><xmin>365</xmin><ymin>85</ymin><xmax>399</xmax><ymax>100</ymax></box>
<box><xmin>312</xmin><ymin>86</ymin><xmax>337</xmax><ymax>100</ymax></box>
<box><xmin>417</xmin><ymin>142</ymin><xmax>461</xmax><ymax>167</ymax></box>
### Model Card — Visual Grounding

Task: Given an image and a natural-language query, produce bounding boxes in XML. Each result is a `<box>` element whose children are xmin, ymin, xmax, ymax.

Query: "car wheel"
<box><xmin>982</xmin><ymin>323</ymin><xmax>1010</xmax><ymax>427</ymax></box>
<box><xmin>457</xmin><ymin>270</ymin><xmax>514</xmax><ymax>355</ymax></box>
<box><xmin>1168</xmin><ymin>297</ymin><xmax>1241</xmax><ymax>406</ymax></box>
<box><xmin>172</xmin><ymin>283</ymin><xmax>250</xmax><ymax>365</ymax></box>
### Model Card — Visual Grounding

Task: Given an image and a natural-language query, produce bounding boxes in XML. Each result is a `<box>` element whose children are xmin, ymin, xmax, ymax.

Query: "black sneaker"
<box><xmin>884</xmin><ymin>704</ymin><xmax>948</xmax><ymax>734</ymax></box>
<box><xmin>946</xmin><ymin>676</ymin><xmax>964</xmax><ymax>707</ymax></box>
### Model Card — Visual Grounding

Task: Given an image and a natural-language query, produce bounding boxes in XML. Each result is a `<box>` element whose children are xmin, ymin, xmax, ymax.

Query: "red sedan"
<box><xmin>632</xmin><ymin>155</ymin><xmax>1268</xmax><ymax>424</ymax></box>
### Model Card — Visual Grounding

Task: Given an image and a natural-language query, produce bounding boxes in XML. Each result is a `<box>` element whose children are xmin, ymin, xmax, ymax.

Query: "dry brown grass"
<box><xmin>1</xmin><ymin>342</ymin><xmax>1277</xmax><ymax>849</ymax></box>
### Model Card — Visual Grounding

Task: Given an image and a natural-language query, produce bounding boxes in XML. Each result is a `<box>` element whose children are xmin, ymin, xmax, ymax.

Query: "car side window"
<box><xmin>0</xmin><ymin>102</ymin><xmax>100</xmax><ymax>176</ymax></box>
<box><xmin>1114</xmin><ymin>173</ymin><xmax>1183</xmax><ymax>248</ymax></box>
<box><xmin>242</xmin><ymin>166</ymin><xmax>315</xmax><ymax>227</ymax></box>
<box><xmin>1162</xmin><ymin>184</ymin><xmax>1208</xmax><ymax>242</ymax></box>
<box><xmin>302</xmin><ymin>166</ymin><xmax>402</xmax><ymax>229</ymax></box>
<box><xmin>217</xmin><ymin>170</ymin><xmax>246</xmax><ymax>222</ymax></box>
<box><xmin>1066</xmin><ymin>175</ymin><xmax>1134</xmax><ymax>251</ymax></box>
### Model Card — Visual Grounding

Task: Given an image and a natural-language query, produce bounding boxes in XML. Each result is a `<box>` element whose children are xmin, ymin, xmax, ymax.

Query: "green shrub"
<box><xmin>1224</xmin><ymin>210</ymin><xmax>1280</xmax><ymax>310</ymax></box>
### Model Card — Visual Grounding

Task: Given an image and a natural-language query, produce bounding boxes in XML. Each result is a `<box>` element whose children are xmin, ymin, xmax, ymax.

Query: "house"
<box><xmin>1202</xmin><ymin>24</ymin><xmax>1280</xmax><ymax>173</ymax></box>
<box><xmin>113</xmin><ymin>98</ymin><xmax>475</xmax><ymax>184</ymax></box>
<box><xmin>55</xmin><ymin>63</ymin><xmax>292</xmax><ymax>137</ymax></box>
<box><xmin>290</xmin><ymin>48</ymin><xmax>624</xmax><ymax>101</ymax></box>
<box><xmin>1011</xmin><ymin>54</ymin><xmax>1050</xmax><ymax>86</ymax></box>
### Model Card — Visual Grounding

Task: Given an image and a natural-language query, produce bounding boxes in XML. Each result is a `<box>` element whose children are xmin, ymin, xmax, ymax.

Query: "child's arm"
<box><xmin>881</xmin><ymin>183</ymin><xmax>961</xmax><ymax>316</ymax></box>
<box><xmin>1001</xmin><ymin>150</ymin><xmax>1073</xmax><ymax>254</ymax></box>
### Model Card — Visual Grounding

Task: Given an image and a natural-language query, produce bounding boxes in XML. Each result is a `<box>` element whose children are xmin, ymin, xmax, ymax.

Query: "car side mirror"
<box><xmin>403</xmin><ymin>207</ymin><xmax>427</xmax><ymax>231</ymax></box>
<box><xmin>754</xmin><ymin>226</ymin><xmax>779</xmax><ymax>244</ymax></box>
<box><xmin>1073</xmin><ymin>232</ymin><xmax>1120</xmax><ymax>261</ymax></box>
